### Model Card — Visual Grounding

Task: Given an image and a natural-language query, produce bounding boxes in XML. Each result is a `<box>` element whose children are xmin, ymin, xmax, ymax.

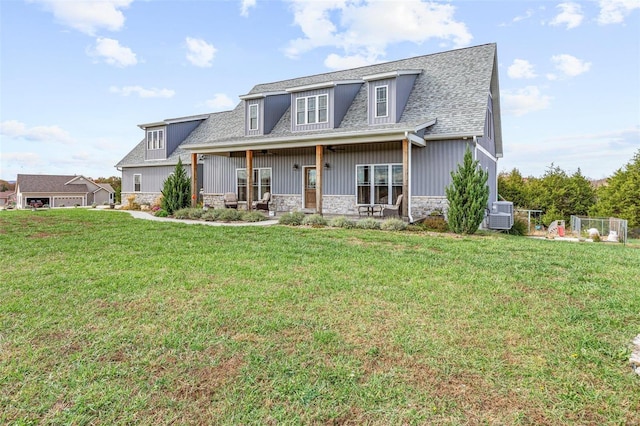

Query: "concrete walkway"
<box><xmin>107</xmin><ymin>209</ymin><xmax>280</xmax><ymax>227</ymax></box>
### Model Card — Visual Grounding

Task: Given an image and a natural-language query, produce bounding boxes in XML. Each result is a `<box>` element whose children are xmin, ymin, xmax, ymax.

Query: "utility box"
<box><xmin>488</xmin><ymin>201</ymin><xmax>514</xmax><ymax>230</ymax></box>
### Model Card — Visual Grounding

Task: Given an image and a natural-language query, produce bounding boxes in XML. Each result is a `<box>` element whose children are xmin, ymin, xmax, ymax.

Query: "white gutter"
<box><xmin>473</xmin><ymin>136</ymin><xmax>498</xmax><ymax>162</ymax></box>
<box><xmin>405</xmin><ymin>131</ymin><xmax>414</xmax><ymax>223</ymax></box>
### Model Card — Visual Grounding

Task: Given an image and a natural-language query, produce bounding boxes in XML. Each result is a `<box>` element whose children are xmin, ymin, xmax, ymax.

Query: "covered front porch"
<box><xmin>186</xmin><ymin>129</ymin><xmax>431</xmax><ymax>220</ymax></box>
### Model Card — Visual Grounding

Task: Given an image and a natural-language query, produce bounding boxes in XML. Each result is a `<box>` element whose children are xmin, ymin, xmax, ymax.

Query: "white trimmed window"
<box><xmin>146</xmin><ymin>129</ymin><xmax>164</xmax><ymax>150</ymax></box>
<box><xmin>375</xmin><ymin>86</ymin><xmax>388</xmax><ymax>118</ymax></box>
<box><xmin>133</xmin><ymin>174</ymin><xmax>141</xmax><ymax>192</ymax></box>
<box><xmin>236</xmin><ymin>168</ymin><xmax>271</xmax><ymax>202</ymax></box>
<box><xmin>356</xmin><ymin>164</ymin><xmax>402</xmax><ymax>205</ymax></box>
<box><xmin>249</xmin><ymin>104</ymin><xmax>259</xmax><ymax>130</ymax></box>
<box><xmin>296</xmin><ymin>94</ymin><xmax>328</xmax><ymax>125</ymax></box>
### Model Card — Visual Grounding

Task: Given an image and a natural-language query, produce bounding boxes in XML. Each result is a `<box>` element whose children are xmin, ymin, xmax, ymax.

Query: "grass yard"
<box><xmin>1</xmin><ymin>209</ymin><xmax>639</xmax><ymax>425</ymax></box>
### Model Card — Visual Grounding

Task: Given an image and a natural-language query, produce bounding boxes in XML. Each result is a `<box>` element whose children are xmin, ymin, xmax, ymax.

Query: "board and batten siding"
<box><xmin>145</xmin><ymin>126</ymin><xmax>166</xmax><ymax>161</ymax></box>
<box><xmin>167</xmin><ymin>121</ymin><xmax>203</xmax><ymax>154</ymax></box>
<box><xmin>368</xmin><ymin>78</ymin><xmax>396</xmax><ymax>125</ymax></box>
<box><xmin>291</xmin><ymin>89</ymin><xmax>333</xmax><ymax>131</ymax></box>
<box><xmin>123</xmin><ymin>165</ymin><xmax>201</xmax><ymax>193</ymax></box>
<box><xmin>411</xmin><ymin>140</ymin><xmax>469</xmax><ymax>197</ymax></box>
<box><xmin>333</xmin><ymin>83</ymin><xmax>363</xmax><ymax>127</ymax></box>
<box><xmin>244</xmin><ymin>99</ymin><xmax>262</xmax><ymax>136</ymax></box>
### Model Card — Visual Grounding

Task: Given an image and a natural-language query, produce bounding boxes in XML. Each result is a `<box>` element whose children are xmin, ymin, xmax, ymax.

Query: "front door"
<box><xmin>304</xmin><ymin>167</ymin><xmax>316</xmax><ymax>209</ymax></box>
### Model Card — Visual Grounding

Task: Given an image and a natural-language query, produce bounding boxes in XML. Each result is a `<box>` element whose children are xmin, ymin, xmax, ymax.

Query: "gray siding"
<box><xmin>167</xmin><ymin>121</ymin><xmax>202</xmax><ymax>155</ymax></box>
<box><xmin>264</xmin><ymin>94</ymin><xmax>290</xmax><ymax>134</ymax></box>
<box><xmin>477</xmin><ymin>148</ymin><xmax>497</xmax><ymax>204</ymax></box>
<box><xmin>411</xmin><ymin>140</ymin><xmax>469</xmax><ymax>196</ymax></box>
<box><xmin>123</xmin><ymin>165</ymin><xmax>201</xmax><ymax>193</ymax></box>
<box><xmin>245</xmin><ymin>99</ymin><xmax>262</xmax><ymax>136</ymax></box>
<box><xmin>203</xmin><ymin>143</ymin><xmax>403</xmax><ymax>196</ymax></box>
<box><xmin>396</xmin><ymin>74</ymin><xmax>418</xmax><ymax>119</ymax></box>
<box><xmin>291</xmin><ymin>89</ymin><xmax>333</xmax><ymax>131</ymax></box>
<box><xmin>334</xmin><ymin>83</ymin><xmax>363</xmax><ymax>127</ymax></box>
<box><xmin>145</xmin><ymin>126</ymin><xmax>166</xmax><ymax>161</ymax></box>
<box><xmin>368</xmin><ymin>78</ymin><xmax>396</xmax><ymax>124</ymax></box>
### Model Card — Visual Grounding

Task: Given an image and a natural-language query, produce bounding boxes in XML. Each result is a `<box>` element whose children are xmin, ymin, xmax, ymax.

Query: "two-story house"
<box><xmin>117</xmin><ymin>43</ymin><xmax>502</xmax><ymax>220</ymax></box>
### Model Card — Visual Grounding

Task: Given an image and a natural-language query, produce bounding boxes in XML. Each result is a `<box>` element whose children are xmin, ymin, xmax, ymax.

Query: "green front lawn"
<box><xmin>1</xmin><ymin>209</ymin><xmax>638</xmax><ymax>424</ymax></box>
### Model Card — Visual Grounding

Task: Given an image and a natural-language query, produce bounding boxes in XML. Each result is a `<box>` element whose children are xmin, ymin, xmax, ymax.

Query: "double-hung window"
<box><xmin>133</xmin><ymin>174</ymin><xmax>141</xmax><ymax>192</ymax></box>
<box><xmin>375</xmin><ymin>86</ymin><xmax>388</xmax><ymax>118</ymax></box>
<box><xmin>237</xmin><ymin>168</ymin><xmax>271</xmax><ymax>202</ymax></box>
<box><xmin>146</xmin><ymin>129</ymin><xmax>164</xmax><ymax>150</ymax></box>
<box><xmin>249</xmin><ymin>104</ymin><xmax>259</xmax><ymax>131</ymax></box>
<box><xmin>296</xmin><ymin>94</ymin><xmax>328</xmax><ymax>125</ymax></box>
<box><xmin>356</xmin><ymin>164</ymin><xmax>402</xmax><ymax>205</ymax></box>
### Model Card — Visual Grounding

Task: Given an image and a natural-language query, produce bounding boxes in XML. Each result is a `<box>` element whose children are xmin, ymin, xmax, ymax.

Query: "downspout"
<box><xmin>405</xmin><ymin>131</ymin><xmax>414</xmax><ymax>223</ymax></box>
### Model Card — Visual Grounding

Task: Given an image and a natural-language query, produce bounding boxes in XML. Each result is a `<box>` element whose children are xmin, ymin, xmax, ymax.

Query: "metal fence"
<box><xmin>570</xmin><ymin>216</ymin><xmax>628</xmax><ymax>243</ymax></box>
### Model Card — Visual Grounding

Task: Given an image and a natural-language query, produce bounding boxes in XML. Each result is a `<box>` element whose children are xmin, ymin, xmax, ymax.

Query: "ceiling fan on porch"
<box><xmin>326</xmin><ymin>145</ymin><xmax>346</xmax><ymax>152</ymax></box>
<box><xmin>259</xmin><ymin>149</ymin><xmax>277</xmax><ymax>156</ymax></box>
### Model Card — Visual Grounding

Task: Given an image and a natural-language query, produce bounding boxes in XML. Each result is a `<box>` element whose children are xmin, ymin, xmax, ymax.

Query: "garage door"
<box><xmin>53</xmin><ymin>197</ymin><xmax>84</xmax><ymax>207</ymax></box>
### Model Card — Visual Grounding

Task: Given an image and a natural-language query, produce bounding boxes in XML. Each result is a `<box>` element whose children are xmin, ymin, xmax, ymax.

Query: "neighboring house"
<box><xmin>0</xmin><ymin>191</ymin><xmax>16</xmax><ymax>207</ymax></box>
<box><xmin>15</xmin><ymin>175</ymin><xmax>115</xmax><ymax>208</ymax></box>
<box><xmin>118</xmin><ymin>43</ymin><xmax>502</xmax><ymax>220</ymax></box>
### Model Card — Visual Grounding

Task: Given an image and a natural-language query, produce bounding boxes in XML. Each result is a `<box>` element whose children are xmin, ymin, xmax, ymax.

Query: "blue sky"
<box><xmin>1</xmin><ymin>0</ymin><xmax>638</xmax><ymax>181</ymax></box>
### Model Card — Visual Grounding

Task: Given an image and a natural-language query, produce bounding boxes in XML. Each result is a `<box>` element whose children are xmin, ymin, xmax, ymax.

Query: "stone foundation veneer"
<box><xmin>202</xmin><ymin>192</ymin><xmax>450</xmax><ymax>219</ymax></box>
<box><xmin>410</xmin><ymin>196</ymin><xmax>449</xmax><ymax>219</ymax></box>
<box><xmin>121</xmin><ymin>192</ymin><xmax>160</xmax><ymax>206</ymax></box>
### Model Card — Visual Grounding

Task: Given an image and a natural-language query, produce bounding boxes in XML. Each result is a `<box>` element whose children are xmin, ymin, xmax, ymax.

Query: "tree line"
<box><xmin>498</xmin><ymin>149</ymin><xmax>640</xmax><ymax>228</ymax></box>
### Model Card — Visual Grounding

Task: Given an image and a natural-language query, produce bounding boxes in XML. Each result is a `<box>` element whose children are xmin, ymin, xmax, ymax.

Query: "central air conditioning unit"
<box><xmin>488</xmin><ymin>201</ymin><xmax>514</xmax><ymax>230</ymax></box>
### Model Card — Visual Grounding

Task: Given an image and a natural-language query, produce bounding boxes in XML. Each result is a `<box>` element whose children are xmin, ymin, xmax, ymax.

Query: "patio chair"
<box><xmin>253</xmin><ymin>192</ymin><xmax>271</xmax><ymax>212</ymax></box>
<box><xmin>382</xmin><ymin>194</ymin><xmax>403</xmax><ymax>218</ymax></box>
<box><xmin>223</xmin><ymin>192</ymin><xmax>238</xmax><ymax>209</ymax></box>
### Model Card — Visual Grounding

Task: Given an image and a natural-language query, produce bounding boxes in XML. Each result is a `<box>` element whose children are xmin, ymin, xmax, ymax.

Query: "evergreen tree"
<box><xmin>446</xmin><ymin>147</ymin><xmax>489</xmax><ymax>234</ymax></box>
<box><xmin>498</xmin><ymin>168</ymin><xmax>527</xmax><ymax>207</ymax></box>
<box><xmin>590</xmin><ymin>150</ymin><xmax>640</xmax><ymax>227</ymax></box>
<box><xmin>161</xmin><ymin>158</ymin><xmax>191</xmax><ymax>215</ymax></box>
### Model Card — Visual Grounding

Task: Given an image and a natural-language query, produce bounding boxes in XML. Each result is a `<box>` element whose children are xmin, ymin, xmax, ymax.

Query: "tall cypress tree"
<box><xmin>446</xmin><ymin>146</ymin><xmax>489</xmax><ymax>234</ymax></box>
<box><xmin>161</xmin><ymin>158</ymin><xmax>191</xmax><ymax>215</ymax></box>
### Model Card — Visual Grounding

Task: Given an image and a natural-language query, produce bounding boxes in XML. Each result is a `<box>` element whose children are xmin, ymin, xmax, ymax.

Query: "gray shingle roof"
<box><xmin>120</xmin><ymin>43</ymin><xmax>499</xmax><ymax>166</ymax></box>
<box><xmin>16</xmin><ymin>174</ymin><xmax>105</xmax><ymax>194</ymax></box>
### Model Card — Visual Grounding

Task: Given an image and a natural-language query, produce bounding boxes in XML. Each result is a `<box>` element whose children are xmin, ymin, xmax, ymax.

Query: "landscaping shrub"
<box><xmin>188</xmin><ymin>208</ymin><xmax>204</xmax><ymax>219</ymax></box>
<box><xmin>242</xmin><ymin>211</ymin><xmax>267</xmax><ymax>222</ymax></box>
<box><xmin>380</xmin><ymin>218</ymin><xmax>407</xmax><ymax>231</ymax></box>
<box><xmin>302</xmin><ymin>214</ymin><xmax>327</xmax><ymax>227</ymax></box>
<box><xmin>279</xmin><ymin>211</ymin><xmax>305</xmax><ymax>226</ymax></box>
<box><xmin>421</xmin><ymin>216</ymin><xmax>448</xmax><ymax>232</ymax></box>
<box><xmin>173</xmin><ymin>208</ymin><xmax>192</xmax><ymax>219</ymax></box>
<box><xmin>217</xmin><ymin>208</ymin><xmax>242</xmax><ymax>222</ymax></box>
<box><xmin>506</xmin><ymin>217</ymin><xmax>528</xmax><ymax>236</ymax></box>
<box><xmin>154</xmin><ymin>209</ymin><xmax>168</xmax><ymax>217</ymax></box>
<box><xmin>329</xmin><ymin>216</ymin><xmax>356</xmax><ymax>229</ymax></box>
<box><xmin>446</xmin><ymin>146</ymin><xmax>489</xmax><ymax>234</ymax></box>
<box><xmin>357</xmin><ymin>218</ymin><xmax>381</xmax><ymax>230</ymax></box>
<box><xmin>201</xmin><ymin>210</ymin><xmax>220</xmax><ymax>221</ymax></box>
<box><xmin>161</xmin><ymin>158</ymin><xmax>191</xmax><ymax>215</ymax></box>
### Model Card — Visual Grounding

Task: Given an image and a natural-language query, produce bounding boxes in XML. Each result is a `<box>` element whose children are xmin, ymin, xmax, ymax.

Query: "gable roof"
<box><xmin>16</xmin><ymin>174</ymin><xmax>112</xmax><ymax>194</ymax></box>
<box><xmin>118</xmin><ymin>43</ymin><xmax>501</xmax><ymax>168</ymax></box>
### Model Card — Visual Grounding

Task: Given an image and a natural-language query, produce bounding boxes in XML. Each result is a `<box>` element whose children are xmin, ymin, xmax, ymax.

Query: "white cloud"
<box><xmin>551</xmin><ymin>54</ymin><xmax>591</xmax><ymax>77</ymax></box>
<box><xmin>598</xmin><ymin>0</ymin><xmax>640</xmax><ymax>24</ymax></box>
<box><xmin>549</xmin><ymin>2</ymin><xmax>584</xmax><ymax>29</ymax></box>
<box><xmin>501</xmin><ymin>86</ymin><xmax>552</xmax><ymax>116</ymax></box>
<box><xmin>109</xmin><ymin>86</ymin><xmax>175</xmax><ymax>98</ymax></box>
<box><xmin>284</xmin><ymin>0</ymin><xmax>472</xmax><ymax>66</ymax></box>
<box><xmin>205</xmin><ymin>94</ymin><xmax>236</xmax><ymax>111</ymax></box>
<box><xmin>185</xmin><ymin>37</ymin><xmax>217</xmax><ymax>68</ymax></box>
<box><xmin>29</xmin><ymin>0</ymin><xmax>132</xmax><ymax>36</ymax></box>
<box><xmin>90</xmin><ymin>37</ymin><xmax>137</xmax><ymax>67</ymax></box>
<box><xmin>324</xmin><ymin>53</ymin><xmax>379</xmax><ymax>70</ymax></box>
<box><xmin>507</xmin><ymin>59</ymin><xmax>537</xmax><ymax>79</ymax></box>
<box><xmin>240</xmin><ymin>0</ymin><xmax>256</xmax><ymax>17</ymax></box>
<box><xmin>513</xmin><ymin>9</ymin><xmax>534</xmax><ymax>23</ymax></box>
<box><xmin>0</xmin><ymin>120</ymin><xmax>74</xmax><ymax>144</ymax></box>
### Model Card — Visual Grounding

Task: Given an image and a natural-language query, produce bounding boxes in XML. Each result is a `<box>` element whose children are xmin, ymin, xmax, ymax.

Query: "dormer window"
<box><xmin>146</xmin><ymin>129</ymin><xmax>164</xmax><ymax>150</ymax></box>
<box><xmin>375</xmin><ymin>86</ymin><xmax>388</xmax><ymax>118</ymax></box>
<box><xmin>249</xmin><ymin>104</ymin><xmax>259</xmax><ymax>130</ymax></box>
<box><xmin>296</xmin><ymin>94</ymin><xmax>328</xmax><ymax>125</ymax></box>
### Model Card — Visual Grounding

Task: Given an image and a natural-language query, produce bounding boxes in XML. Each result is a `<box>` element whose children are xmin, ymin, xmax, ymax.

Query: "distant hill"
<box><xmin>0</xmin><ymin>179</ymin><xmax>15</xmax><ymax>191</ymax></box>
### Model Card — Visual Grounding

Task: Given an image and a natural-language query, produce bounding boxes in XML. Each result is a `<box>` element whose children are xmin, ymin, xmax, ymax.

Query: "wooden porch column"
<box><xmin>315</xmin><ymin>145</ymin><xmax>323</xmax><ymax>215</ymax></box>
<box><xmin>402</xmin><ymin>139</ymin><xmax>409</xmax><ymax>218</ymax></box>
<box><xmin>246</xmin><ymin>150</ymin><xmax>253</xmax><ymax>210</ymax></box>
<box><xmin>190</xmin><ymin>152</ymin><xmax>198</xmax><ymax>208</ymax></box>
